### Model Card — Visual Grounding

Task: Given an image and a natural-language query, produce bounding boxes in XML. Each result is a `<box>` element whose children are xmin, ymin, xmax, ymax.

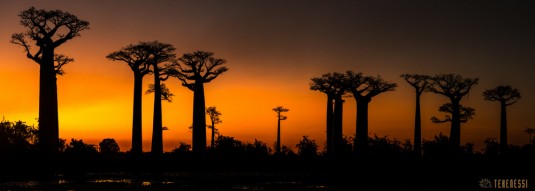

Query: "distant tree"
<box><xmin>310</xmin><ymin>72</ymin><xmax>347</xmax><ymax>156</ymax></box>
<box><xmin>213</xmin><ymin>135</ymin><xmax>245</xmax><ymax>158</ymax></box>
<box><xmin>524</xmin><ymin>128</ymin><xmax>535</xmax><ymax>145</ymax></box>
<box><xmin>144</xmin><ymin>41</ymin><xmax>176</xmax><ymax>155</ymax></box>
<box><xmin>345</xmin><ymin>71</ymin><xmax>397</xmax><ymax>154</ymax></box>
<box><xmin>400</xmin><ymin>74</ymin><xmax>431</xmax><ymax>155</ymax></box>
<box><xmin>99</xmin><ymin>138</ymin><xmax>120</xmax><ymax>155</ymax></box>
<box><xmin>483</xmin><ymin>138</ymin><xmax>499</xmax><ymax>156</ymax></box>
<box><xmin>483</xmin><ymin>85</ymin><xmax>521</xmax><ymax>151</ymax></box>
<box><xmin>427</xmin><ymin>74</ymin><xmax>478</xmax><ymax>148</ymax></box>
<box><xmin>244</xmin><ymin>139</ymin><xmax>272</xmax><ymax>158</ymax></box>
<box><xmin>0</xmin><ymin>120</ymin><xmax>38</xmax><ymax>155</ymax></box>
<box><xmin>11</xmin><ymin>7</ymin><xmax>89</xmax><ymax>154</ymax></box>
<box><xmin>168</xmin><ymin>51</ymin><xmax>229</xmax><ymax>156</ymax></box>
<box><xmin>64</xmin><ymin>139</ymin><xmax>98</xmax><ymax>156</ymax></box>
<box><xmin>206</xmin><ymin>107</ymin><xmax>222</xmax><ymax>149</ymax></box>
<box><xmin>273</xmin><ymin>106</ymin><xmax>289</xmax><ymax>155</ymax></box>
<box><xmin>172</xmin><ymin>142</ymin><xmax>192</xmax><ymax>156</ymax></box>
<box><xmin>431</xmin><ymin>103</ymin><xmax>475</xmax><ymax>124</ymax></box>
<box><xmin>106</xmin><ymin>42</ymin><xmax>152</xmax><ymax>156</ymax></box>
<box><xmin>422</xmin><ymin>133</ymin><xmax>450</xmax><ymax>158</ymax></box>
<box><xmin>296</xmin><ymin>136</ymin><xmax>318</xmax><ymax>158</ymax></box>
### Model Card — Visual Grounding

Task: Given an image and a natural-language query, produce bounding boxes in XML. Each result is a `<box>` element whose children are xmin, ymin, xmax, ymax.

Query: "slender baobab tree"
<box><xmin>525</xmin><ymin>127</ymin><xmax>535</xmax><ymax>145</ymax></box>
<box><xmin>483</xmin><ymin>85</ymin><xmax>521</xmax><ymax>151</ymax></box>
<box><xmin>273</xmin><ymin>106</ymin><xmax>289</xmax><ymax>155</ymax></box>
<box><xmin>345</xmin><ymin>71</ymin><xmax>397</xmax><ymax>154</ymax></box>
<box><xmin>310</xmin><ymin>72</ymin><xmax>347</xmax><ymax>156</ymax></box>
<box><xmin>106</xmin><ymin>42</ymin><xmax>152</xmax><ymax>155</ymax></box>
<box><xmin>427</xmin><ymin>74</ymin><xmax>478</xmax><ymax>148</ymax></box>
<box><xmin>11</xmin><ymin>7</ymin><xmax>89</xmax><ymax>154</ymax></box>
<box><xmin>145</xmin><ymin>41</ymin><xmax>176</xmax><ymax>155</ymax></box>
<box><xmin>400</xmin><ymin>74</ymin><xmax>431</xmax><ymax>155</ymax></box>
<box><xmin>206</xmin><ymin>106</ymin><xmax>222</xmax><ymax>149</ymax></box>
<box><xmin>169</xmin><ymin>51</ymin><xmax>229</xmax><ymax>155</ymax></box>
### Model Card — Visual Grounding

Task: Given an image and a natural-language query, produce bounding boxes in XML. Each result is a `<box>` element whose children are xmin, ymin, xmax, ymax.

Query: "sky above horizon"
<box><xmin>0</xmin><ymin>0</ymin><xmax>534</xmax><ymax>152</ymax></box>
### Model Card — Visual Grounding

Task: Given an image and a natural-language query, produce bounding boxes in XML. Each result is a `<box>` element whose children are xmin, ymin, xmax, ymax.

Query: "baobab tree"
<box><xmin>206</xmin><ymin>106</ymin><xmax>222</xmax><ymax>149</ymax></box>
<box><xmin>345</xmin><ymin>71</ymin><xmax>397</xmax><ymax>154</ymax></box>
<box><xmin>524</xmin><ymin>127</ymin><xmax>535</xmax><ymax>145</ymax></box>
<box><xmin>11</xmin><ymin>7</ymin><xmax>89</xmax><ymax>154</ymax></box>
<box><xmin>145</xmin><ymin>41</ymin><xmax>176</xmax><ymax>155</ymax></box>
<box><xmin>106</xmin><ymin>42</ymin><xmax>152</xmax><ymax>156</ymax></box>
<box><xmin>427</xmin><ymin>74</ymin><xmax>478</xmax><ymax>148</ymax></box>
<box><xmin>169</xmin><ymin>51</ymin><xmax>229</xmax><ymax>155</ymax></box>
<box><xmin>273</xmin><ymin>106</ymin><xmax>289</xmax><ymax>155</ymax></box>
<box><xmin>483</xmin><ymin>85</ymin><xmax>521</xmax><ymax>151</ymax></box>
<box><xmin>310</xmin><ymin>72</ymin><xmax>347</xmax><ymax>156</ymax></box>
<box><xmin>431</xmin><ymin>103</ymin><xmax>475</xmax><ymax>124</ymax></box>
<box><xmin>400</xmin><ymin>74</ymin><xmax>431</xmax><ymax>155</ymax></box>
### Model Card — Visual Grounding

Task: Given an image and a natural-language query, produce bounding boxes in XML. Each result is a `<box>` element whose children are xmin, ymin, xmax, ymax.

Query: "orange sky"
<box><xmin>0</xmin><ymin>0</ymin><xmax>534</xmax><ymax>152</ymax></box>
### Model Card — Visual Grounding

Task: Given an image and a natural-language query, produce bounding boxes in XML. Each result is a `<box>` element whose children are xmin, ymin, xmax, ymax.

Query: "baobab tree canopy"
<box><xmin>483</xmin><ymin>85</ymin><xmax>521</xmax><ymax>105</ymax></box>
<box><xmin>170</xmin><ymin>51</ymin><xmax>229</xmax><ymax>90</ymax></box>
<box><xmin>427</xmin><ymin>74</ymin><xmax>479</xmax><ymax>101</ymax></box>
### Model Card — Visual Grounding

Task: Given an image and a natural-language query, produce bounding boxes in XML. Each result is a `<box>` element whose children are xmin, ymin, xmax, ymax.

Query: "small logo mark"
<box><xmin>480</xmin><ymin>178</ymin><xmax>492</xmax><ymax>188</ymax></box>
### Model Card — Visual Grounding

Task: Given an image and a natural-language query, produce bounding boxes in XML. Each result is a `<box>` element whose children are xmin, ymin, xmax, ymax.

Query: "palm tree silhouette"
<box><xmin>206</xmin><ymin>106</ymin><xmax>222</xmax><ymax>149</ymax></box>
<box><xmin>524</xmin><ymin>127</ymin><xmax>535</xmax><ymax>145</ymax></box>
<box><xmin>483</xmin><ymin>85</ymin><xmax>521</xmax><ymax>151</ymax></box>
<box><xmin>11</xmin><ymin>7</ymin><xmax>89</xmax><ymax>154</ymax></box>
<box><xmin>273</xmin><ymin>106</ymin><xmax>289</xmax><ymax>155</ymax></box>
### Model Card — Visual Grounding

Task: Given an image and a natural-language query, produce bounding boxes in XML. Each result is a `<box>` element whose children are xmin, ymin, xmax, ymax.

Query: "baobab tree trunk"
<box><xmin>326</xmin><ymin>96</ymin><xmax>334</xmax><ymax>156</ymax></box>
<box><xmin>151</xmin><ymin>67</ymin><xmax>163</xmax><ymax>155</ymax></box>
<box><xmin>414</xmin><ymin>93</ymin><xmax>422</xmax><ymax>156</ymax></box>
<box><xmin>39</xmin><ymin>48</ymin><xmax>60</xmax><ymax>155</ymax></box>
<box><xmin>333</xmin><ymin>96</ymin><xmax>343</xmax><ymax>156</ymax></box>
<box><xmin>450</xmin><ymin>100</ymin><xmax>461</xmax><ymax>149</ymax></box>
<box><xmin>276</xmin><ymin>115</ymin><xmax>281</xmax><ymax>154</ymax></box>
<box><xmin>500</xmin><ymin>101</ymin><xmax>508</xmax><ymax>151</ymax></box>
<box><xmin>192</xmin><ymin>81</ymin><xmax>207</xmax><ymax>156</ymax></box>
<box><xmin>132</xmin><ymin>74</ymin><xmax>143</xmax><ymax>155</ymax></box>
<box><xmin>211</xmin><ymin>120</ymin><xmax>215</xmax><ymax>149</ymax></box>
<box><xmin>355</xmin><ymin>97</ymin><xmax>370</xmax><ymax>155</ymax></box>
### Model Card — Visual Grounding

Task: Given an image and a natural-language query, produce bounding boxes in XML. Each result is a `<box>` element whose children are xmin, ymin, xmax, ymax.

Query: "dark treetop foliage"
<box><xmin>11</xmin><ymin>7</ymin><xmax>89</xmax><ymax>64</ymax></box>
<box><xmin>169</xmin><ymin>51</ymin><xmax>229</xmax><ymax>90</ymax></box>
<box><xmin>483</xmin><ymin>85</ymin><xmax>521</xmax><ymax>106</ymax></box>
<box><xmin>431</xmin><ymin>103</ymin><xmax>475</xmax><ymax>123</ymax></box>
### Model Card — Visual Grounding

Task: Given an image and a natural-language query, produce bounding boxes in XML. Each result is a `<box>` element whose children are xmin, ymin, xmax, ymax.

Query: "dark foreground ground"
<box><xmin>0</xmin><ymin>157</ymin><xmax>532</xmax><ymax>191</ymax></box>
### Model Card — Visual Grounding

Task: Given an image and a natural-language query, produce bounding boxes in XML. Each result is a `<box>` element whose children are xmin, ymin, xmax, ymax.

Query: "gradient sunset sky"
<box><xmin>0</xmin><ymin>0</ymin><xmax>534</xmax><ymax>152</ymax></box>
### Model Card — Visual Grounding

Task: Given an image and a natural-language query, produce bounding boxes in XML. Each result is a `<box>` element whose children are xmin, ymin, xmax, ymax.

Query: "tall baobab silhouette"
<box><xmin>106</xmin><ymin>42</ymin><xmax>152</xmax><ymax>156</ymax></box>
<box><xmin>206</xmin><ymin>106</ymin><xmax>222</xmax><ymax>149</ymax></box>
<box><xmin>400</xmin><ymin>74</ymin><xmax>431</xmax><ymax>155</ymax></box>
<box><xmin>169</xmin><ymin>51</ymin><xmax>229</xmax><ymax>155</ymax></box>
<box><xmin>145</xmin><ymin>41</ymin><xmax>176</xmax><ymax>155</ymax></box>
<box><xmin>427</xmin><ymin>74</ymin><xmax>478</xmax><ymax>148</ymax></box>
<box><xmin>273</xmin><ymin>106</ymin><xmax>289</xmax><ymax>155</ymax></box>
<box><xmin>310</xmin><ymin>72</ymin><xmax>347</xmax><ymax>156</ymax></box>
<box><xmin>525</xmin><ymin>127</ymin><xmax>535</xmax><ymax>144</ymax></box>
<box><xmin>483</xmin><ymin>85</ymin><xmax>521</xmax><ymax>151</ymax></box>
<box><xmin>345</xmin><ymin>71</ymin><xmax>397</xmax><ymax>154</ymax></box>
<box><xmin>11</xmin><ymin>7</ymin><xmax>89</xmax><ymax>154</ymax></box>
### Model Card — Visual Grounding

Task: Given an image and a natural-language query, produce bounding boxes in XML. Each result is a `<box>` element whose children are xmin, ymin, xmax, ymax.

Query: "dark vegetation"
<box><xmin>3</xmin><ymin>6</ymin><xmax>534</xmax><ymax>190</ymax></box>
